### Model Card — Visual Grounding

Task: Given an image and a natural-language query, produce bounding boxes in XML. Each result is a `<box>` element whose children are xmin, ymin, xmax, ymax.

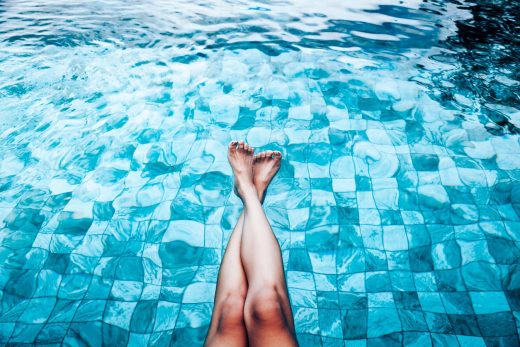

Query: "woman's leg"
<box><xmin>228</xmin><ymin>142</ymin><xmax>298</xmax><ymax>347</ymax></box>
<box><xmin>204</xmin><ymin>211</ymin><xmax>248</xmax><ymax>347</ymax></box>
<box><xmin>205</xmin><ymin>143</ymin><xmax>276</xmax><ymax>346</ymax></box>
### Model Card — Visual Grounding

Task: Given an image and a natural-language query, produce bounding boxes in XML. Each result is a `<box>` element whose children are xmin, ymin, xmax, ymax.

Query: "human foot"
<box><xmin>253</xmin><ymin>150</ymin><xmax>282</xmax><ymax>203</ymax></box>
<box><xmin>228</xmin><ymin>141</ymin><xmax>257</xmax><ymax>200</ymax></box>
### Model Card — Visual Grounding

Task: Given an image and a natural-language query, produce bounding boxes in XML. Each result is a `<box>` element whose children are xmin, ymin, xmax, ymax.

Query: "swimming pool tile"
<box><xmin>394</xmin><ymin>292</ymin><xmax>421</xmax><ymax>310</ymax></box>
<box><xmin>288</xmin><ymin>271</ymin><xmax>316</xmax><ymax>291</ymax></box>
<box><xmin>338</xmin><ymin>273</ymin><xmax>365</xmax><ymax>293</ymax></box>
<box><xmin>9</xmin><ymin>322</ymin><xmax>43</xmax><ymax>343</ymax></box>
<box><xmin>314</xmin><ymin>274</ymin><xmax>337</xmax><ymax>292</ymax></box>
<box><xmin>430</xmin><ymin>333</ymin><xmax>460</xmax><ymax>346</ymax></box>
<box><xmin>367</xmin><ymin>308</ymin><xmax>401</xmax><ymax>338</ymax></box>
<box><xmin>477</xmin><ymin>312</ymin><xmax>518</xmax><ymax>337</ymax></box>
<box><xmin>319</xmin><ymin>309</ymin><xmax>343</xmax><ymax>338</ymax></box>
<box><xmin>398</xmin><ymin>309</ymin><xmax>428</xmax><ymax>332</ymax></box>
<box><xmin>417</xmin><ymin>292</ymin><xmax>445</xmax><ymax>314</ymax></box>
<box><xmin>424</xmin><ymin>312</ymin><xmax>454</xmax><ymax>334</ymax></box>
<box><xmin>182</xmin><ymin>282</ymin><xmax>216</xmax><ymax>304</ymax></box>
<box><xmin>321</xmin><ymin>336</ymin><xmax>344</xmax><ymax>347</ymax></box>
<box><xmin>103</xmin><ymin>300</ymin><xmax>137</xmax><ymax>330</ymax></box>
<box><xmin>427</xmin><ymin>223</ymin><xmax>455</xmax><ymax>244</ymax></box>
<box><xmin>58</xmin><ymin>274</ymin><xmax>92</xmax><ymax>300</ymax></box>
<box><xmin>470</xmin><ymin>292</ymin><xmax>510</xmax><ymax>314</ymax></box>
<box><xmin>483</xmin><ymin>336</ymin><xmax>520</xmax><ymax>347</ymax></box>
<box><xmin>103</xmin><ymin>322</ymin><xmax>130</xmax><ymax>345</ymax></box>
<box><xmin>152</xmin><ymin>301</ymin><xmax>180</xmax><ymax>332</ymax></box>
<box><xmin>130</xmin><ymin>300</ymin><xmax>157</xmax><ymax>334</ymax></box>
<box><xmin>48</xmin><ymin>299</ymin><xmax>80</xmax><ymax>323</ymax></box>
<box><xmin>364</xmin><ymin>249</ymin><xmax>387</xmax><ymax>272</ymax></box>
<box><xmin>34</xmin><ymin>269</ymin><xmax>61</xmax><ymax>297</ymax></box>
<box><xmin>382</xmin><ymin>225</ymin><xmax>408</xmax><ymax>251</ymax></box>
<box><xmin>457</xmin><ymin>334</ymin><xmax>486</xmax><ymax>347</ymax></box>
<box><xmin>367</xmin><ymin>292</ymin><xmax>394</xmax><ymax>309</ymax></box>
<box><xmin>73</xmin><ymin>300</ymin><xmax>106</xmax><ymax>322</ymax></box>
<box><xmin>294</xmin><ymin>307</ymin><xmax>320</xmax><ymax>334</ymax></box>
<box><xmin>448</xmin><ymin>314</ymin><xmax>481</xmax><ymax>336</ymax></box>
<box><xmin>458</xmin><ymin>239</ymin><xmax>494</xmax><ymax>265</ymax></box>
<box><xmin>358</xmin><ymin>209</ymin><xmax>381</xmax><ymax>226</ymax></box>
<box><xmin>337</xmin><ymin>248</ymin><xmax>365</xmax><ymax>274</ymax></box>
<box><xmin>487</xmin><ymin>238</ymin><xmax>520</xmax><ymax>264</ymax></box>
<box><xmin>409</xmin><ymin>246</ymin><xmax>434</xmax><ymax>272</ymax></box>
<box><xmin>360</xmin><ymin>225</ymin><xmax>384</xmax><ymax>250</ymax></box>
<box><xmin>18</xmin><ymin>297</ymin><xmax>56</xmax><ymax>324</ymax></box>
<box><xmin>317</xmin><ymin>291</ymin><xmax>339</xmax><ymax>310</ymax></box>
<box><xmin>297</xmin><ymin>333</ymin><xmax>323</xmax><ymax>347</ymax></box>
<box><xmin>413</xmin><ymin>272</ymin><xmax>438</xmax><ymax>292</ymax></box>
<box><xmin>36</xmin><ymin>322</ymin><xmax>69</xmax><ymax>344</ymax></box>
<box><xmin>402</xmin><ymin>332</ymin><xmax>432</xmax><ymax>346</ymax></box>
<box><xmin>365</xmin><ymin>271</ymin><xmax>391</xmax><ymax>293</ymax></box>
<box><xmin>341</xmin><ymin>309</ymin><xmax>367</xmax><ymax>340</ymax></box>
<box><xmin>391</xmin><ymin>272</ymin><xmax>417</xmax><ymax>291</ymax></box>
<box><xmin>387</xmin><ymin>251</ymin><xmax>411</xmax><ymax>271</ymax></box>
<box><xmin>0</xmin><ymin>322</ymin><xmax>15</xmax><ymax>343</ymax></box>
<box><xmin>149</xmin><ymin>330</ymin><xmax>172</xmax><ymax>346</ymax></box>
<box><xmin>440</xmin><ymin>292</ymin><xmax>474</xmax><ymax>315</ymax></box>
<box><xmin>431</xmin><ymin>240</ymin><xmax>462</xmax><ymax>270</ymax></box>
<box><xmin>344</xmin><ymin>339</ymin><xmax>366</xmax><ymax>347</ymax></box>
<box><xmin>291</xmin><ymin>289</ymin><xmax>318</xmax><ymax>309</ymax></box>
<box><xmin>379</xmin><ymin>209</ymin><xmax>403</xmax><ymax>225</ymax></box>
<box><xmin>461</xmin><ymin>262</ymin><xmax>502</xmax><ymax>291</ymax></box>
<box><xmin>310</xmin><ymin>251</ymin><xmax>337</xmax><ymax>274</ymax></box>
<box><xmin>128</xmin><ymin>332</ymin><xmax>151</xmax><ymax>346</ymax></box>
<box><xmin>435</xmin><ymin>269</ymin><xmax>467</xmax><ymax>292</ymax></box>
<box><xmin>288</xmin><ymin>249</ymin><xmax>313</xmax><ymax>272</ymax></box>
<box><xmin>111</xmin><ymin>280</ymin><xmax>143</xmax><ymax>301</ymax></box>
<box><xmin>306</xmin><ymin>226</ymin><xmax>339</xmax><ymax>252</ymax></box>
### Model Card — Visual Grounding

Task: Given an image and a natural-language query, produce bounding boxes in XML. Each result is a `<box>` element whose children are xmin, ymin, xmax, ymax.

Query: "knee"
<box><xmin>244</xmin><ymin>286</ymin><xmax>286</xmax><ymax>326</ymax></box>
<box><xmin>216</xmin><ymin>292</ymin><xmax>246</xmax><ymax>332</ymax></box>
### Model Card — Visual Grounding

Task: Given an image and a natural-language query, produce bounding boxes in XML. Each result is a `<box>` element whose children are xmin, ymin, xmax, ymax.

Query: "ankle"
<box><xmin>240</xmin><ymin>187</ymin><xmax>261</xmax><ymax>203</ymax></box>
<box><xmin>239</xmin><ymin>186</ymin><xmax>258</xmax><ymax>200</ymax></box>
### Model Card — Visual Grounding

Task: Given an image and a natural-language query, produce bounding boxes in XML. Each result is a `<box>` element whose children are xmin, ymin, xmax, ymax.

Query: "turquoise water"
<box><xmin>1</xmin><ymin>0</ymin><xmax>519</xmax><ymax>345</ymax></box>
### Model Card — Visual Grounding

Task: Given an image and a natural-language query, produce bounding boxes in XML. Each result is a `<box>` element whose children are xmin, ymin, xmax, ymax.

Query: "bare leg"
<box><xmin>229</xmin><ymin>142</ymin><xmax>298</xmax><ymax>347</ymax></box>
<box><xmin>205</xmin><ymin>144</ymin><xmax>279</xmax><ymax>346</ymax></box>
<box><xmin>205</xmin><ymin>211</ymin><xmax>248</xmax><ymax>347</ymax></box>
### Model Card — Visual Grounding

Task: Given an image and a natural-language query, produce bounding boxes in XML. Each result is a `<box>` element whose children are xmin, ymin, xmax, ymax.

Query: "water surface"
<box><xmin>0</xmin><ymin>0</ymin><xmax>519</xmax><ymax>345</ymax></box>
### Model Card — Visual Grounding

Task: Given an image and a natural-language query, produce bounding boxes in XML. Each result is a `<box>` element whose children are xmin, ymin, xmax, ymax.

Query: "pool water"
<box><xmin>1</xmin><ymin>0</ymin><xmax>519</xmax><ymax>345</ymax></box>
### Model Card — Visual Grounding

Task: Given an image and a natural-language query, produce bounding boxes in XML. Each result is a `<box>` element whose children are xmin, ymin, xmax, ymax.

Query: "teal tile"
<box><xmin>470</xmin><ymin>292</ymin><xmax>510</xmax><ymax>314</ymax></box>
<box><xmin>367</xmin><ymin>308</ymin><xmax>401</xmax><ymax>338</ymax></box>
<box><xmin>418</xmin><ymin>292</ymin><xmax>445</xmax><ymax>313</ymax></box>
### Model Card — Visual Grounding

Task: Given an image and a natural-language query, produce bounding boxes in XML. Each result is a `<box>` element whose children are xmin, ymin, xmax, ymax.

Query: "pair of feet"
<box><xmin>227</xmin><ymin>141</ymin><xmax>282</xmax><ymax>202</ymax></box>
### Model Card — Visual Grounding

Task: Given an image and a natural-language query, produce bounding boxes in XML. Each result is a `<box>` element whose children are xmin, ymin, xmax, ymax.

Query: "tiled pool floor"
<box><xmin>1</xmin><ymin>48</ymin><xmax>519</xmax><ymax>346</ymax></box>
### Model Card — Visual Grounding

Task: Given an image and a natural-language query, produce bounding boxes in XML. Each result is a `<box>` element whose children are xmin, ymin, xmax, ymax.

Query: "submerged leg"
<box><xmin>229</xmin><ymin>142</ymin><xmax>297</xmax><ymax>347</ymax></box>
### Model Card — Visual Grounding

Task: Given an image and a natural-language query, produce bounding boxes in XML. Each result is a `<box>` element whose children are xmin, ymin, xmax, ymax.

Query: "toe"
<box><xmin>266</xmin><ymin>150</ymin><xmax>274</xmax><ymax>158</ymax></box>
<box><xmin>229</xmin><ymin>141</ymin><xmax>238</xmax><ymax>151</ymax></box>
<box><xmin>273</xmin><ymin>151</ymin><xmax>282</xmax><ymax>159</ymax></box>
<box><xmin>238</xmin><ymin>141</ymin><xmax>245</xmax><ymax>151</ymax></box>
